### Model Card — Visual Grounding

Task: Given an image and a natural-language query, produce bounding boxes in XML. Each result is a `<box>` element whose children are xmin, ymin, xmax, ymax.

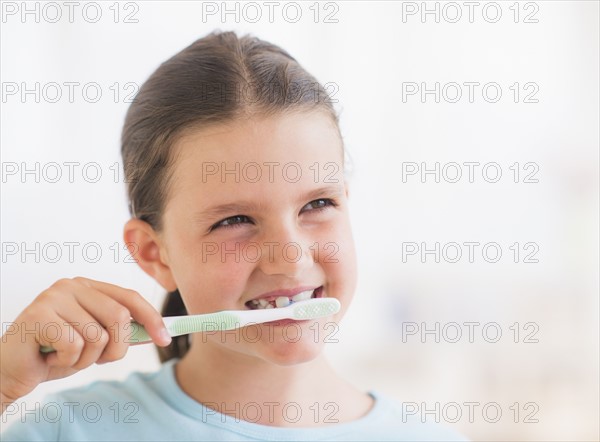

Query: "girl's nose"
<box><xmin>257</xmin><ymin>224</ymin><xmax>314</xmax><ymax>277</ymax></box>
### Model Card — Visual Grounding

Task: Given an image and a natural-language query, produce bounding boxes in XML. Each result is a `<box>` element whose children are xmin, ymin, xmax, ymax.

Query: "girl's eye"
<box><xmin>211</xmin><ymin>215</ymin><xmax>252</xmax><ymax>231</ymax></box>
<box><xmin>302</xmin><ymin>198</ymin><xmax>338</xmax><ymax>212</ymax></box>
<box><xmin>209</xmin><ymin>199</ymin><xmax>337</xmax><ymax>232</ymax></box>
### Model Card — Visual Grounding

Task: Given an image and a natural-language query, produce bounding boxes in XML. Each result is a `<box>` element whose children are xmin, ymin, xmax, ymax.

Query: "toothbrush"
<box><xmin>39</xmin><ymin>298</ymin><xmax>340</xmax><ymax>352</ymax></box>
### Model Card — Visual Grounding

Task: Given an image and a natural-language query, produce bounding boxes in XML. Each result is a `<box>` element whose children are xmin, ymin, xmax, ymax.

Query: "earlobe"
<box><xmin>123</xmin><ymin>218</ymin><xmax>178</xmax><ymax>292</ymax></box>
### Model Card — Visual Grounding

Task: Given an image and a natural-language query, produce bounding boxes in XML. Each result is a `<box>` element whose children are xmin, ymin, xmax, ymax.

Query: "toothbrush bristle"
<box><xmin>291</xmin><ymin>298</ymin><xmax>340</xmax><ymax>320</ymax></box>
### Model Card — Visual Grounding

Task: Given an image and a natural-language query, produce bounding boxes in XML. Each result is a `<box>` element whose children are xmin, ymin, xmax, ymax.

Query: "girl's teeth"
<box><xmin>248</xmin><ymin>288</ymin><xmax>320</xmax><ymax>310</ymax></box>
<box><xmin>275</xmin><ymin>296</ymin><xmax>291</xmax><ymax>308</ymax></box>
<box><xmin>291</xmin><ymin>290</ymin><xmax>313</xmax><ymax>302</ymax></box>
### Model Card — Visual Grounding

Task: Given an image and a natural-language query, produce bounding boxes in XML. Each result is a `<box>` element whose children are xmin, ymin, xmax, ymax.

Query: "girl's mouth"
<box><xmin>245</xmin><ymin>286</ymin><xmax>324</xmax><ymax>310</ymax></box>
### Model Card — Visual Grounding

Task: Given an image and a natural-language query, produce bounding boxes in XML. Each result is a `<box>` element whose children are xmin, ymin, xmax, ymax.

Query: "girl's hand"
<box><xmin>0</xmin><ymin>277</ymin><xmax>171</xmax><ymax>413</ymax></box>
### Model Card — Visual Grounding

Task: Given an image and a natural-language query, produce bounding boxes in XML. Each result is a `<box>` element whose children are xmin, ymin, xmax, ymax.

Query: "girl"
<box><xmin>1</xmin><ymin>30</ymin><xmax>467</xmax><ymax>441</ymax></box>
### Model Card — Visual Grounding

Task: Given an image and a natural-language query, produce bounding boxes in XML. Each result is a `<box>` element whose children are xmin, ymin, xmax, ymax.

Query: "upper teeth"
<box><xmin>249</xmin><ymin>289</ymin><xmax>315</xmax><ymax>310</ymax></box>
<box><xmin>292</xmin><ymin>290</ymin><xmax>314</xmax><ymax>302</ymax></box>
<box><xmin>275</xmin><ymin>297</ymin><xmax>290</xmax><ymax>308</ymax></box>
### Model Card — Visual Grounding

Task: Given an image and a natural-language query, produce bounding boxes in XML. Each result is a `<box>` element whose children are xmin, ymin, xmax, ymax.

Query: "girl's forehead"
<box><xmin>170</xmin><ymin>112</ymin><xmax>343</xmax><ymax>175</ymax></box>
<box><xmin>176</xmin><ymin>112</ymin><xmax>339</xmax><ymax>148</ymax></box>
<box><xmin>166</xmin><ymin>111</ymin><xmax>344</xmax><ymax>200</ymax></box>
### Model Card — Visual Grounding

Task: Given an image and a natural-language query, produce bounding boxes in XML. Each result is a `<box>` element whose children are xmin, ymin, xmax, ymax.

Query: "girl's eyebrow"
<box><xmin>192</xmin><ymin>184</ymin><xmax>346</xmax><ymax>223</ymax></box>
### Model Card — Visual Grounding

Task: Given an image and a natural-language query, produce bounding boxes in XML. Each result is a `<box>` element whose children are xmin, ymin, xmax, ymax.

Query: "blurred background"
<box><xmin>1</xmin><ymin>1</ymin><xmax>598</xmax><ymax>440</ymax></box>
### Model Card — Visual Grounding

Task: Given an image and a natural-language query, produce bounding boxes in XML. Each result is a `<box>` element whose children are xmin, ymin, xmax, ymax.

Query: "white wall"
<box><xmin>1</xmin><ymin>1</ymin><xmax>598</xmax><ymax>440</ymax></box>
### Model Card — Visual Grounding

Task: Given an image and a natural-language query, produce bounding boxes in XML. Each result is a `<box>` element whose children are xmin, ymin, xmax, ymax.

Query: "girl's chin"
<box><xmin>250</xmin><ymin>323</ymin><xmax>327</xmax><ymax>365</ymax></box>
<box><xmin>204</xmin><ymin>319</ymin><xmax>333</xmax><ymax>364</ymax></box>
<box><xmin>257</xmin><ymin>341</ymin><xmax>325</xmax><ymax>366</ymax></box>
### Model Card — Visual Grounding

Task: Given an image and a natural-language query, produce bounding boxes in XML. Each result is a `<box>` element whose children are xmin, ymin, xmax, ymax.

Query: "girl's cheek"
<box><xmin>173</xmin><ymin>246</ymin><xmax>249</xmax><ymax>313</ymax></box>
<box><xmin>182</xmin><ymin>275</ymin><xmax>243</xmax><ymax>313</ymax></box>
<box><xmin>314</xmin><ymin>227</ymin><xmax>353</xmax><ymax>261</ymax></box>
<box><xmin>196</xmin><ymin>239</ymin><xmax>258</xmax><ymax>269</ymax></box>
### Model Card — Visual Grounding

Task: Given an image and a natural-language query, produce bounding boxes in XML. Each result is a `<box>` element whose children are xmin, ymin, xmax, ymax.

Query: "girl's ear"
<box><xmin>122</xmin><ymin>218</ymin><xmax>177</xmax><ymax>292</ymax></box>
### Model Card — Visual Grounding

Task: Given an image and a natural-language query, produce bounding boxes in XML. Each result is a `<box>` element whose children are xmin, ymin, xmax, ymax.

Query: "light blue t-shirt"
<box><xmin>1</xmin><ymin>359</ymin><xmax>468</xmax><ymax>441</ymax></box>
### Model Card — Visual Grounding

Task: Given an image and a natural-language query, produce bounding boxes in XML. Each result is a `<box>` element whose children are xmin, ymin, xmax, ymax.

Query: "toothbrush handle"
<box><xmin>123</xmin><ymin>309</ymin><xmax>292</xmax><ymax>346</ymax></box>
<box><xmin>39</xmin><ymin>345</ymin><xmax>57</xmax><ymax>353</ymax></box>
<box><xmin>125</xmin><ymin>321</ymin><xmax>152</xmax><ymax>344</ymax></box>
<box><xmin>39</xmin><ymin>300</ymin><xmax>322</xmax><ymax>353</ymax></box>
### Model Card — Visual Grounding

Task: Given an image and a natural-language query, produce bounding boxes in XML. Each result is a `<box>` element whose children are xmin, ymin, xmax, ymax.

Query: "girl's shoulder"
<box><xmin>1</xmin><ymin>360</ymin><xmax>178</xmax><ymax>442</ymax></box>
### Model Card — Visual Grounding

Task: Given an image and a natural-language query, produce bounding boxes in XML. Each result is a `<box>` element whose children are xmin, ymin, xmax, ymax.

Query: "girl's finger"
<box><xmin>31</xmin><ymin>311</ymin><xmax>86</xmax><ymax>369</ymax></box>
<box><xmin>35</xmin><ymin>288</ymin><xmax>109</xmax><ymax>370</ymax></box>
<box><xmin>69</xmin><ymin>284</ymin><xmax>135</xmax><ymax>363</ymax></box>
<box><xmin>50</xmin><ymin>306</ymin><xmax>109</xmax><ymax>371</ymax></box>
<box><xmin>71</xmin><ymin>277</ymin><xmax>171</xmax><ymax>346</ymax></box>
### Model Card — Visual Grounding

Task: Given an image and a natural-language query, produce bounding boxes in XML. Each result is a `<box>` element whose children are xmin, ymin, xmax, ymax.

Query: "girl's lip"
<box><xmin>246</xmin><ymin>285</ymin><xmax>322</xmax><ymax>303</ymax></box>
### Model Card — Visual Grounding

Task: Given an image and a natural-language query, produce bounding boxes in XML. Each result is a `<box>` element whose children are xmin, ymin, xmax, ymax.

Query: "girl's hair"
<box><xmin>121</xmin><ymin>30</ymin><xmax>342</xmax><ymax>363</ymax></box>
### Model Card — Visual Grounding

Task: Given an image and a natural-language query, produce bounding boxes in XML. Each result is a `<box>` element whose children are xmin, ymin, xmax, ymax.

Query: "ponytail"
<box><xmin>156</xmin><ymin>289</ymin><xmax>190</xmax><ymax>362</ymax></box>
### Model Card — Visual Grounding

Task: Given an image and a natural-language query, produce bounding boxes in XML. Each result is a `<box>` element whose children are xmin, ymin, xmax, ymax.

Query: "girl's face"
<box><xmin>157</xmin><ymin>110</ymin><xmax>357</xmax><ymax>365</ymax></box>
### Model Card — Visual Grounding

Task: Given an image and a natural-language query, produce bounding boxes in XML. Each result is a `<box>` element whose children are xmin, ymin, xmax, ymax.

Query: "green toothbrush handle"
<box><xmin>39</xmin><ymin>345</ymin><xmax>56</xmax><ymax>353</ymax></box>
<box><xmin>39</xmin><ymin>299</ymin><xmax>339</xmax><ymax>353</ymax></box>
<box><xmin>126</xmin><ymin>321</ymin><xmax>152</xmax><ymax>344</ymax></box>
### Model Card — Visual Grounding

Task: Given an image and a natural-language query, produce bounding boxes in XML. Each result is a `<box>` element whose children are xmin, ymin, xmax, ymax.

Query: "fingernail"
<box><xmin>160</xmin><ymin>328</ymin><xmax>172</xmax><ymax>345</ymax></box>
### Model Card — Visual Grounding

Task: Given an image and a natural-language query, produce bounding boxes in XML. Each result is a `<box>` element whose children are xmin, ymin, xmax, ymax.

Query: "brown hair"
<box><xmin>121</xmin><ymin>30</ymin><xmax>342</xmax><ymax>363</ymax></box>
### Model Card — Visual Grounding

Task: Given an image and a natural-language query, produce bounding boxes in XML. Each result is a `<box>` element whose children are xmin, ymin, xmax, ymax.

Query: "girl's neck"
<box><xmin>173</xmin><ymin>344</ymin><xmax>374</xmax><ymax>427</ymax></box>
